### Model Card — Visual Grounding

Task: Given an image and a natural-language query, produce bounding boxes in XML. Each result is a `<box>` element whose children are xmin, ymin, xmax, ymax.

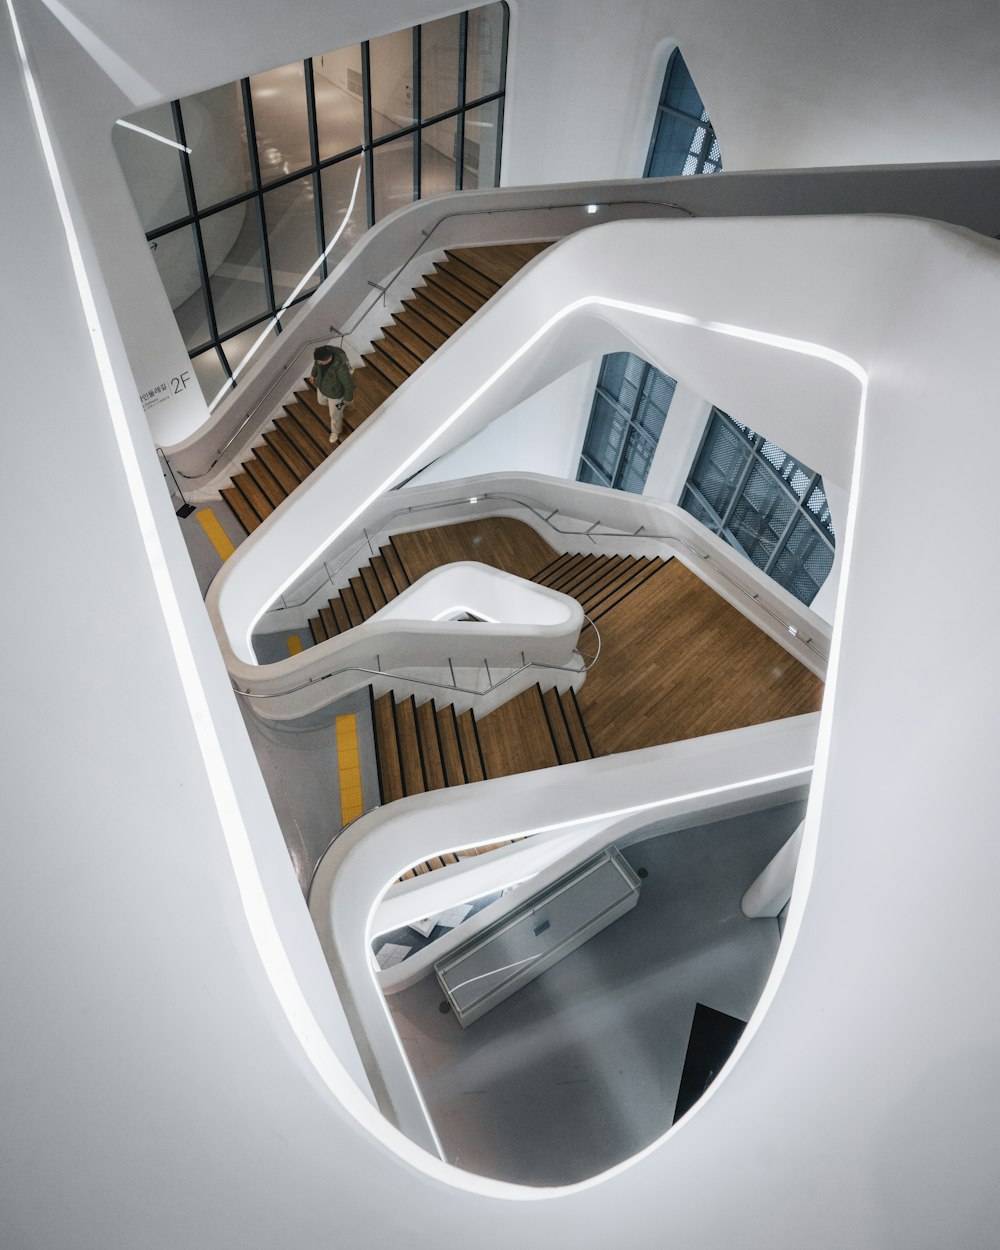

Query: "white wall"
<box><xmin>12</xmin><ymin>0</ymin><xmax>1000</xmax><ymax>1245</ymax></box>
<box><xmin>643</xmin><ymin>381</ymin><xmax>712</xmax><ymax>503</ymax></box>
<box><xmin>409</xmin><ymin>360</ymin><xmax>595</xmax><ymax>486</ymax></box>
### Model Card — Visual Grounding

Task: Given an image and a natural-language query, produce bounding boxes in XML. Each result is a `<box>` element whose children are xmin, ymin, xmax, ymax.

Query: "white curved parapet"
<box><xmin>243</xmin><ymin>562</ymin><xmax>586</xmax><ymax>722</ymax></box>
<box><xmin>372</xmin><ymin>561</ymin><xmax>581</xmax><ymax>629</ymax></box>
<box><xmin>206</xmin><ymin>215</ymin><xmax>865</xmax><ymax>674</ymax></box>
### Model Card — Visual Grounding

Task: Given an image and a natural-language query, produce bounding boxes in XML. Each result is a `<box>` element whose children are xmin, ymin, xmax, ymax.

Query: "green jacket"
<box><xmin>312</xmin><ymin>347</ymin><xmax>354</xmax><ymax>402</ymax></box>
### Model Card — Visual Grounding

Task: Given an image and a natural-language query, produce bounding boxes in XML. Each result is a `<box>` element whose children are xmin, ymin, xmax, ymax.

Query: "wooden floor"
<box><xmin>381</xmin><ymin>519</ymin><xmax>822</xmax><ymax>758</ymax></box>
<box><xmin>368</xmin><ymin>519</ymin><xmax>823</xmax><ymax>877</ymax></box>
<box><xmin>575</xmin><ymin>559</ymin><xmax>823</xmax><ymax>754</ymax></box>
<box><xmin>391</xmin><ymin>517</ymin><xmax>555</xmax><ymax>584</ymax></box>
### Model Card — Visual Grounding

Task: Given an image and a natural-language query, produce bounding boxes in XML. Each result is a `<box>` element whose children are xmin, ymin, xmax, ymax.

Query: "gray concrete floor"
<box><xmin>387</xmin><ymin>800</ymin><xmax>806</xmax><ymax>1186</ymax></box>
<box><xmin>240</xmin><ymin>691</ymin><xmax>381</xmax><ymax>894</ymax></box>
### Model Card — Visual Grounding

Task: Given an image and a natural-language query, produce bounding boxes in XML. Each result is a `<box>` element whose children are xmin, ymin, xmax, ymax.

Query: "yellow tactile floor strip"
<box><xmin>286</xmin><ymin>634</ymin><xmax>303</xmax><ymax>656</ymax></box>
<box><xmin>196</xmin><ymin>508</ymin><xmax>236</xmax><ymax>562</ymax></box>
<box><xmin>336</xmin><ymin>713</ymin><xmax>364</xmax><ymax>827</ymax></box>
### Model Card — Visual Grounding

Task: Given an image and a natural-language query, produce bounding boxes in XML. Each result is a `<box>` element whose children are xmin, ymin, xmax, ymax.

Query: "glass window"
<box><xmin>250</xmin><ymin>61</ymin><xmax>311</xmax><ymax>183</ymax></box>
<box><xmin>115</xmin><ymin>4</ymin><xmax>508</xmax><ymax>384</ymax></box>
<box><xmin>321</xmin><ymin>157</ymin><xmax>369</xmax><ymax>270</ymax></box>
<box><xmin>681</xmin><ymin>409</ymin><xmax>836</xmax><ymax>605</ymax></box>
<box><xmin>369</xmin><ymin>29</ymin><xmax>417</xmax><ymax>140</ymax></box>
<box><xmin>190</xmin><ymin>346</ymin><xmax>229</xmax><ymax>405</ymax></box>
<box><xmin>202</xmin><ymin>201</ymin><xmax>269</xmax><ymax>336</ymax></box>
<box><xmin>465</xmin><ymin>2</ymin><xmax>506</xmax><ymax>101</ymax></box>
<box><xmin>313</xmin><ymin>45</ymin><xmax>365</xmax><ymax>161</ymax></box>
<box><xmin>421</xmin><ymin>118</ymin><xmax>459</xmax><ymax>197</ymax></box>
<box><xmin>421</xmin><ymin>14</ymin><xmax>462</xmax><ymax>119</ymax></box>
<box><xmin>181</xmin><ymin>83</ymin><xmax>253</xmax><ymax>209</ymax></box>
<box><xmin>645</xmin><ymin>50</ymin><xmax>722</xmax><ymax>178</ymax></box>
<box><xmin>462</xmin><ymin>99</ymin><xmax>501</xmax><ymax>189</ymax></box>
<box><xmin>264</xmin><ymin>175</ymin><xmax>322</xmax><ymax>305</ymax></box>
<box><xmin>373</xmin><ymin>134</ymin><xmax>417</xmax><ymax>221</ymax></box>
<box><xmin>220</xmin><ymin>322</ymin><xmax>278</xmax><ymax>379</ymax></box>
<box><xmin>578</xmin><ymin>354</ymin><xmax>677</xmax><ymax>493</ymax></box>
<box><xmin>150</xmin><ymin>224</ymin><xmax>211</xmax><ymax>351</ymax></box>
<box><xmin>112</xmin><ymin>104</ymin><xmax>188</xmax><ymax>232</ymax></box>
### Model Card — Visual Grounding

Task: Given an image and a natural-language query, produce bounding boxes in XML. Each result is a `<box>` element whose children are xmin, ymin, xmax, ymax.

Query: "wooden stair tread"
<box><xmin>436</xmin><ymin>253</ymin><xmax>500</xmax><ymax>301</ymax></box>
<box><xmin>543</xmin><ymin>552</ymin><xmax>590</xmax><ymax>591</ymax></box>
<box><xmin>426</xmin><ymin>267</ymin><xmax>489</xmax><ymax>316</ymax></box>
<box><xmin>414</xmin><ymin>279</ymin><xmax>482</xmax><ymax>327</ymax></box>
<box><xmin>437</xmin><ymin>705</ymin><xmax>467</xmax><ymax>785</ymax></box>
<box><xmin>348</xmin><ymin>574</ymin><xmax>374</xmax><ymax>619</ymax></box>
<box><xmin>371</xmin><ymin>554</ymin><xmax>399</xmax><ymax>601</ymax></box>
<box><xmin>340</xmin><ymin>585</ymin><xmax>364</xmax><ymax>628</ymax></box>
<box><xmin>362</xmin><ymin>345</ymin><xmax>410</xmax><ymax>389</ymax></box>
<box><xmin>561</xmin><ymin>688</ymin><xmax>595</xmax><ymax>761</ymax></box>
<box><xmin>415</xmin><ymin>700</ymin><xmax>447</xmax><ymax>791</ymax></box>
<box><xmin>220</xmin><ymin>485</ymin><xmax>259</xmax><ymax>534</ymax></box>
<box><xmin>254</xmin><ymin>441</ymin><xmax>300</xmax><ymax>495</ymax></box>
<box><xmin>228</xmin><ymin>472</ymin><xmax>274</xmax><ymax>524</ymax></box>
<box><xmin>588</xmin><ymin>557</ymin><xmax>666</xmax><ymax>619</ymax></box>
<box><xmin>319</xmin><ymin>605</ymin><xmax>339</xmax><ymax>638</ymax></box>
<box><xmin>373</xmin><ymin>693</ymin><xmax>405</xmax><ymax>804</ymax></box>
<box><xmin>403</xmin><ymin>291</ymin><xmax>463</xmax><ymax>336</ymax></box>
<box><xmin>331</xmin><ymin>599</ymin><xmax>351</xmax><ymax>634</ymax></box>
<box><xmin>275</xmin><ymin>412</ymin><xmax>326</xmax><ymax>470</ymax></box>
<box><xmin>541</xmin><ymin>686</ymin><xmax>577</xmax><ymax>765</ymax></box>
<box><xmin>574</xmin><ymin>556</ymin><xmax>640</xmax><ymax>607</ymax></box>
<box><xmin>264</xmin><ymin>425</ymin><xmax>316</xmax><ymax>479</ymax></box>
<box><xmin>395</xmin><ymin>697</ymin><xmax>426</xmax><ymax>794</ymax></box>
<box><xmin>243</xmin><ymin>457</ymin><xmax>286</xmax><ymax>509</ymax></box>
<box><xmin>383</xmin><ymin>320</ymin><xmax>436</xmax><ymax>364</ymax></box>
<box><xmin>559</xmin><ymin>554</ymin><xmax>615</xmax><ymax>598</ymax></box>
<box><xmin>532</xmin><ymin>550</ymin><xmax>576</xmax><ymax>583</ymax></box>
<box><xmin>373</xmin><ymin>329</ymin><xmax>425</xmax><ymax>375</ymax></box>
<box><xmin>309</xmin><ymin>615</ymin><xmax>326</xmax><ymax>646</ymax></box>
<box><xmin>475</xmin><ymin>685</ymin><xmax>559</xmax><ymax>779</ymax></box>
<box><xmin>284</xmin><ymin>400</ymin><xmax>331</xmax><ymax>452</ymax></box>
<box><xmin>456</xmin><ymin>710</ymin><xmax>486</xmax><ymax>783</ymax></box>
<box><xmin>383</xmin><ymin>542</ymin><xmax>411</xmax><ymax>591</ymax></box>
<box><xmin>393</xmin><ymin>306</ymin><xmax>450</xmax><ymax>350</ymax></box>
<box><xmin>361</xmin><ymin>563</ymin><xmax>388</xmax><ymax>611</ymax></box>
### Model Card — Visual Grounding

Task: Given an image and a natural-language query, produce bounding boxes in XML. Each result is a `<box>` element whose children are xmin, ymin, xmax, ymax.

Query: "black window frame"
<box><xmin>118</xmin><ymin>2</ymin><xmax>509</xmax><ymax>398</ymax></box>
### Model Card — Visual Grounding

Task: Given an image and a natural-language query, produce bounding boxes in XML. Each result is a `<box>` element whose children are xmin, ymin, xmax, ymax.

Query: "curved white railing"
<box><xmin>240</xmin><ymin>563</ymin><xmax>588</xmax><ymax>722</ymax></box>
<box><xmin>164</xmin><ymin>179</ymin><xmax>698</xmax><ymax>483</ymax></box>
<box><xmin>162</xmin><ymin>160</ymin><xmax>1000</xmax><ymax>485</ymax></box>
<box><xmin>206</xmin><ymin>215</ymin><xmax>865</xmax><ymax>684</ymax></box>
<box><xmin>308</xmin><ymin>714</ymin><xmax>820</xmax><ymax>1152</ymax></box>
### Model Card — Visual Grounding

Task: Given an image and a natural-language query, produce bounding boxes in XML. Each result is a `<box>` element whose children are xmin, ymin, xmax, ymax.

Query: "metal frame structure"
<box><xmin>120</xmin><ymin>3</ymin><xmax>509</xmax><ymax>396</ymax></box>
<box><xmin>680</xmin><ymin>409</ymin><xmax>836</xmax><ymax>605</ymax></box>
<box><xmin>643</xmin><ymin>47</ymin><xmax>722</xmax><ymax>178</ymax></box>
<box><xmin>577</xmin><ymin>353</ymin><xmax>677</xmax><ymax>493</ymax></box>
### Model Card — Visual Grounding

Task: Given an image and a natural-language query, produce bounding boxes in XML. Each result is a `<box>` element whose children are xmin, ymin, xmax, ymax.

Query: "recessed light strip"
<box><xmin>114</xmin><ymin>117</ymin><xmax>192</xmax><ymax>153</ymax></box>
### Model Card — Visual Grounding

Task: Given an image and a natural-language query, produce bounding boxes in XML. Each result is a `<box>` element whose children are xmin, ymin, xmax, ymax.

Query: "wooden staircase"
<box><xmin>308</xmin><ymin>536</ymin><xmax>412</xmax><ymax>644</ymax></box>
<box><xmin>307</xmin><ymin>524</ymin><xmax>670</xmax><ymax>645</ymax></box>
<box><xmin>529</xmin><ymin>551</ymin><xmax>670</xmax><ymax>621</ymax></box>
<box><xmin>372</xmin><ymin>682</ymin><xmax>594</xmax><ymax>879</ymax></box>
<box><xmin>219</xmin><ymin>243</ymin><xmax>551</xmax><ymax>536</ymax></box>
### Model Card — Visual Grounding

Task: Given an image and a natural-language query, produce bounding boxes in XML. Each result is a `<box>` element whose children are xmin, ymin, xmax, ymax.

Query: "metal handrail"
<box><xmin>172</xmin><ymin>332</ymin><xmax>337</xmax><ymax>480</ymax></box>
<box><xmin>261</xmin><ymin>489</ymin><xmax>825</xmax><ymax>665</ymax></box>
<box><xmin>156</xmin><ymin>445</ymin><xmax>192</xmax><ymax>512</ymax></box>
<box><xmin>168</xmin><ymin>195</ymin><xmax>696</xmax><ymax>482</ymax></box>
<box><xmin>496</xmin><ymin>493</ymin><xmax>830</xmax><ymax>664</ymax></box>
<box><xmin>236</xmin><ymin>612</ymin><xmax>600</xmax><ymax>703</ymax></box>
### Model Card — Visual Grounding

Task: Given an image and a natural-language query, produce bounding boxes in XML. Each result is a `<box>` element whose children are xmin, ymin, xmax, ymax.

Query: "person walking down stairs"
<box><xmin>310</xmin><ymin>345</ymin><xmax>355</xmax><ymax>442</ymax></box>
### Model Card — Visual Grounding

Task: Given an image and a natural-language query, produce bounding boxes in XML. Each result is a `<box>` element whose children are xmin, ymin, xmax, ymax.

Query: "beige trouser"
<box><xmin>326</xmin><ymin>395</ymin><xmax>346</xmax><ymax>437</ymax></box>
